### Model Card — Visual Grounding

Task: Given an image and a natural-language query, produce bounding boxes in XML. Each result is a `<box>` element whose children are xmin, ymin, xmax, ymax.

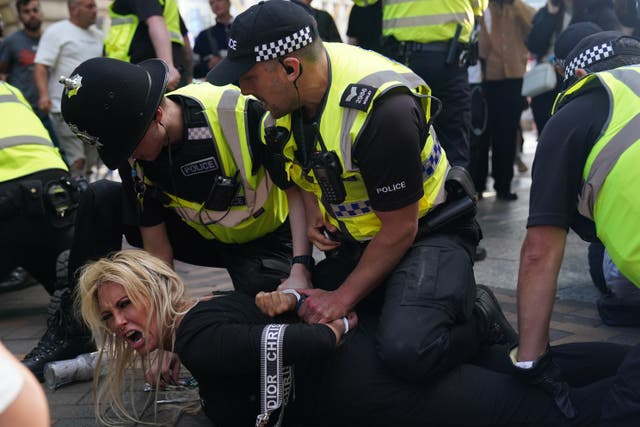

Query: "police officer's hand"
<box><xmin>38</xmin><ymin>95</ymin><xmax>51</xmax><ymax>114</ymax></box>
<box><xmin>297</xmin><ymin>288</ymin><xmax>350</xmax><ymax>324</ymax></box>
<box><xmin>167</xmin><ymin>65</ymin><xmax>181</xmax><ymax>91</ymax></box>
<box><xmin>307</xmin><ymin>221</ymin><xmax>341</xmax><ymax>252</ymax></box>
<box><xmin>510</xmin><ymin>344</ymin><xmax>577</xmax><ymax>419</ymax></box>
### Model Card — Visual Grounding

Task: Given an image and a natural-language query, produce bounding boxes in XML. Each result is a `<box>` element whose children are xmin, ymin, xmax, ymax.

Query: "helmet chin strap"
<box><xmin>157</xmin><ymin>120</ymin><xmax>170</xmax><ymax>147</ymax></box>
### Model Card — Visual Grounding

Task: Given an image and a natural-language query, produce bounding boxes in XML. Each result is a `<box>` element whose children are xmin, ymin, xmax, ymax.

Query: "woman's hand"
<box><xmin>145</xmin><ymin>350</ymin><xmax>181</xmax><ymax>388</ymax></box>
<box><xmin>256</xmin><ymin>291</ymin><xmax>297</xmax><ymax>317</ymax></box>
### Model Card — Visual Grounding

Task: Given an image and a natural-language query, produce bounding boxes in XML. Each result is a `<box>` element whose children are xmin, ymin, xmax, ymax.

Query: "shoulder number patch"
<box><xmin>340</xmin><ymin>84</ymin><xmax>376</xmax><ymax>112</ymax></box>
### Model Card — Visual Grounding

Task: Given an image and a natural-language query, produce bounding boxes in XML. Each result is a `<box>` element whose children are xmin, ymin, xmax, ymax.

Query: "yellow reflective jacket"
<box><xmin>553</xmin><ymin>65</ymin><xmax>640</xmax><ymax>286</ymax></box>
<box><xmin>263</xmin><ymin>43</ymin><xmax>448</xmax><ymax>242</ymax></box>
<box><xmin>0</xmin><ymin>82</ymin><xmax>68</xmax><ymax>182</ymax></box>
<box><xmin>135</xmin><ymin>83</ymin><xmax>288</xmax><ymax>244</ymax></box>
<box><xmin>105</xmin><ymin>0</ymin><xmax>184</xmax><ymax>62</ymax></box>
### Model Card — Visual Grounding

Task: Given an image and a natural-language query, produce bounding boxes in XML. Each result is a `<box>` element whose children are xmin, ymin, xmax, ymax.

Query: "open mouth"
<box><xmin>125</xmin><ymin>330</ymin><xmax>144</xmax><ymax>345</ymax></box>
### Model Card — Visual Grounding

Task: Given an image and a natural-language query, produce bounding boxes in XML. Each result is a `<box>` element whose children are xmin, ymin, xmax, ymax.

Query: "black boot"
<box><xmin>22</xmin><ymin>287</ymin><xmax>96</xmax><ymax>382</ymax></box>
<box><xmin>0</xmin><ymin>267</ymin><xmax>38</xmax><ymax>294</ymax></box>
<box><xmin>474</xmin><ymin>284</ymin><xmax>518</xmax><ymax>346</ymax></box>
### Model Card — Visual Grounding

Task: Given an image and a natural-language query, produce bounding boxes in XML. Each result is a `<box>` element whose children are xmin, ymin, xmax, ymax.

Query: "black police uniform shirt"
<box><xmin>277</xmin><ymin>91</ymin><xmax>427</xmax><ymax>214</ymax></box>
<box><xmin>527</xmin><ymin>87</ymin><xmax>609</xmax><ymax>241</ymax></box>
<box><xmin>119</xmin><ymin>97</ymin><xmax>266</xmax><ymax>227</ymax></box>
<box><xmin>111</xmin><ymin>0</ymin><xmax>188</xmax><ymax>70</ymax></box>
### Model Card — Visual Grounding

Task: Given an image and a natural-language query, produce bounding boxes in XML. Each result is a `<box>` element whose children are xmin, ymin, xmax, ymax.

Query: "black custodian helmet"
<box><xmin>60</xmin><ymin>57</ymin><xmax>168</xmax><ymax>169</ymax></box>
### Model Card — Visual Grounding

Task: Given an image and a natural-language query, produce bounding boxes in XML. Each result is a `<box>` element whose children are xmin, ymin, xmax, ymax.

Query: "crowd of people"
<box><xmin>1</xmin><ymin>0</ymin><xmax>640</xmax><ymax>426</ymax></box>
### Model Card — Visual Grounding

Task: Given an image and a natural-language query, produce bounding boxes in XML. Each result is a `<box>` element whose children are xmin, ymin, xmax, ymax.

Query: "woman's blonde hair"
<box><xmin>77</xmin><ymin>249</ymin><xmax>193</xmax><ymax>426</ymax></box>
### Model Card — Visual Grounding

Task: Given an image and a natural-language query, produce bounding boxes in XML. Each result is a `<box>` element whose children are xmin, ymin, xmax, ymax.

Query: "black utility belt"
<box><xmin>404</xmin><ymin>41</ymin><xmax>451</xmax><ymax>53</ymax></box>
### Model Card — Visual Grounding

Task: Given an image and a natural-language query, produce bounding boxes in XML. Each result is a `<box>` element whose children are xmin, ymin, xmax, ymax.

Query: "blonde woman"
<box><xmin>78</xmin><ymin>249</ymin><xmax>629</xmax><ymax>427</ymax></box>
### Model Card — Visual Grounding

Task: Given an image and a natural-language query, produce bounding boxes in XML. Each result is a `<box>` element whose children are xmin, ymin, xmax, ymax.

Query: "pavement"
<box><xmin>2</xmin><ymin>131</ymin><xmax>640</xmax><ymax>426</ymax></box>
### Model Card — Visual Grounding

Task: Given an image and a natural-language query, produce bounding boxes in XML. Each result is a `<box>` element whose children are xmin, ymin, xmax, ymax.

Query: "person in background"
<box><xmin>33</xmin><ymin>0</ymin><xmax>102</xmax><ymax>180</ymax></box>
<box><xmin>0</xmin><ymin>341</ymin><xmax>49</xmax><ymax>427</ymax></box>
<box><xmin>476</xmin><ymin>0</ymin><xmax>534</xmax><ymax>201</ymax></box>
<box><xmin>346</xmin><ymin>0</ymin><xmax>382</xmax><ymax>53</ymax></box>
<box><xmin>192</xmin><ymin>0</ymin><xmax>232</xmax><ymax>80</ymax></box>
<box><xmin>105</xmin><ymin>0</ymin><xmax>191</xmax><ymax>90</ymax></box>
<box><xmin>293</xmin><ymin>0</ymin><xmax>342</xmax><ymax>42</ymax></box>
<box><xmin>371</xmin><ymin>0</ymin><xmax>490</xmax><ymax>261</ymax></box>
<box><xmin>0</xmin><ymin>0</ymin><xmax>57</xmax><ymax>143</ymax></box>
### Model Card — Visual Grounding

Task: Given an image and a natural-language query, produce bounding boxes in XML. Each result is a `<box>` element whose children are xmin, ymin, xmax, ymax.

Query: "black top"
<box><xmin>346</xmin><ymin>2</ymin><xmax>383</xmax><ymax>53</ymax></box>
<box><xmin>172</xmin><ymin>293</ymin><xmax>624</xmax><ymax>427</ymax></box>
<box><xmin>174</xmin><ymin>292</ymin><xmax>337</xmax><ymax>426</ymax></box>
<box><xmin>119</xmin><ymin>97</ymin><xmax>266</xmax><ymax>227</ymax></box>
<box><xmin>527</xmin><ymin>87</ymin><xmax>609</xmax><ymax>241</ymax></box>
<box><xmin>192</xmin><ymin>21</ymin><xmax>231</xmax><ymax>79</ymax></box>
<box><xmin>111</xmin><ymin>0</ymin><xmax>188</xmax><ymax>71</ymax></box>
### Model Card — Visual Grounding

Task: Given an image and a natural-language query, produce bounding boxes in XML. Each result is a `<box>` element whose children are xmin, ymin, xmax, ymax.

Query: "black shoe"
<box><xmin>474</xmin><ymin>285</ymin><xmax>518</xmax><ymax>346</ymax></box>
<box><xmin>474</xmin><ymin>246</ymin><xmax>487</xmax><ymax>262</ymax></box>
<box><xmin>22</xmin><ymin>288</ymin><xmax>96</xmax><ymax>382</ymax></box>
<box><xmin>496</xmin><ymin>192</ymin><xmax>518</xmax><ymax>201</ymax></box>
<box><xmin>0</xmin><ymin>267</ymin><xmax>38</xmax><ymax>294</ymax></box>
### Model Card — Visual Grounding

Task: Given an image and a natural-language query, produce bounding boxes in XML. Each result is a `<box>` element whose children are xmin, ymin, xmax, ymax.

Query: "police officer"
<box><xmin>512</xmin><ymin>32</ymin><xmax>640</xmax><ymax>425</ymax></box>
<box><xmin>105</xmin><ymin>0</ymin><xmax>189</xmax><ymax>90</ymax></box>
<box><xmin>208</xmin><ymin>0</ymin><xmax>515</xmax><ymax>382</ymax></box>
<box><xmin>371</xmin><ymin>0</ymin><xmax>487</xmax><ymax>170</ymax></box>
<box><xmin>0</xmin><ymin>82</ymin><xmax>94</xmax><ymax>380</ymax></box>
<box><xmin>58</xmin><ymin>57</ymin><xmax>313</xmax><ymax>384</ymax></box>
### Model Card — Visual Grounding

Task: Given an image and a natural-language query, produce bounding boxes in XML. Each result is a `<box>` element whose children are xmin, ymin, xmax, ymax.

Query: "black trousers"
<box><xmin>401</xmin><ymin>49</ymin><xmax>472</xmax><ymax>169</ymax></box>
<box><xmin>314</xmin><ymin>216</ymin><xmax>481</xmax><ymax>382</ymax></box>
<box><xmin>601</xmin><ymin>343</ymin><xmax>640</xmax><ymax>426</ymax></box>
<box><xmin>476</xmin><ymin>78</ymin><xmax>525</xmax><ymax>195</ymax></box>
<box><xmin>68</xmin><ymin>180</ymin><xmax>292</xmax><ymax>296</ymax></box>
<box><xmin>319</xmin><ymin>321</ymin><xmax>631</xmax><ymax>427</ymax></box>
<box><xmin>0</xmin><ymin>169</ymin><xmax>75</xmax><ymax>293</ymax></box>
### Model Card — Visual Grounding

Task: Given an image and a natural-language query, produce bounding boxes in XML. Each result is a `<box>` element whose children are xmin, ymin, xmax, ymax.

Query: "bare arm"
<box><xmin>516</xmin><ymin>225</ymin><xmax>567</xmax><ymax>361</ymax></box>
<box><xmin>0</xmin><ymin>342</ymin><xmax>50</xmax><ymax>427</ymax></box>
<box><xmin>146</xmin><ymin>15</ymin><xmax>180</xmax><ymax>90</ymax></box>
<box><xmin>299</xmin><ymin>201</ymin><xmax>419</xmax><ymax>323</ymax></box>
<box><xmin>278</xmin><ymin>186</ymin><xmax>314</xmax><ymax>290</ymax></box>
<box><xmin>181</xmin><ymin>34</ymin><xmax>193</xmax><ymax>84</ymax></box>
<box><xmin>33</xmin><ymin>63</ymin><xmax>51</xmax><ymax>114</ymax></box>
<box><xmin>140</xmin><ymin>222</ymin><xmax>174</xmax><ymax>268</ymax></box>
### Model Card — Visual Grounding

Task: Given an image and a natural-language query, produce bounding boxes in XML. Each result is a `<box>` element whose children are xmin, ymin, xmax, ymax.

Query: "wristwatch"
<box><xmin>290</xmin><ymin>255</ymin><xmax>315</xmax><ymax>271</ymax></box>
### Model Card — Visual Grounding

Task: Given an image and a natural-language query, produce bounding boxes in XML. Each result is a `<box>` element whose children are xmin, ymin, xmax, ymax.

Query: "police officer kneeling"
<box><xmin>0</xmin><ymin>82</ymin><xmax>93</xmax><ymax>380</ymax></box>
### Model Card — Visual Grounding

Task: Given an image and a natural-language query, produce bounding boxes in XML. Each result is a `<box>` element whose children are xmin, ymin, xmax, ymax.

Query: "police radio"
<box><xmin>310</xmin><ymin>124</ymin><xmax>346</xmax><ymax>205</ymax></box>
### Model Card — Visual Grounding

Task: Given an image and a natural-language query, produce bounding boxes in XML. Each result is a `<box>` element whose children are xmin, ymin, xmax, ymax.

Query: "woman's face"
<box><xmin>98</xmin><ymin>282</ymin><xmax>159</xmax><ymax>355</ymax></box>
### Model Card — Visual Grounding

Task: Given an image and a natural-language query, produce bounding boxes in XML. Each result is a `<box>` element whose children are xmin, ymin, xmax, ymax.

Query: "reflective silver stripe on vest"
<box><xmin>383</xmin><ymin>13</ymin><xmax>469</xmax><ymax>31</ymax></box>
<box><xmin>169</xmin><ymin>30</ymin><xmax>182</xmax><ymax>42</ymax></box>
<box><xmin>166</xmin><ymin>90</ymin><xmax>270</xmax><ymax>229</ymax></box>
<box><xmin>610</xmin><ymin>68</ymin><xmax>640</xmax><ymax>97</ymax></box>
<box><xmin>339</xmin><ymin>70</ymin><xmax>427</xmax><ymax>170</ymax></box>
<box><xmin>0</xmin><ymin>93</ymin><xmax>52</xmax><ymax>149</ymax></box>
<box><xmin>110</xmin><ymin>16</ymin><xmax>135</xmax><ymax>26</ymax></box>
<box><xmin>217</xmin><ymin>89</ymin><xmax>269</xmax><ymax>213</ymax></box>
<box><xmin>578</xmin><ymin>113</ymin><xmax>640</xmax><ymax>219</ymax></box>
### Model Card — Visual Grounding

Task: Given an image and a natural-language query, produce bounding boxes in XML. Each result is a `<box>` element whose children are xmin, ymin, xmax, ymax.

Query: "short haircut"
<box><xmin>15</xmin><ymin>0</ymin><xmax>37</xmax><ymax>13</ymax></box>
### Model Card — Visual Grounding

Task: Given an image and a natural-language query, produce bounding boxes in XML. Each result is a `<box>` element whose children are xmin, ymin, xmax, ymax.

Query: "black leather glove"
<box><xmin>509</xmin><ymin>344</ymin><xmax>577</xmax><ymax>419</ymax></box>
